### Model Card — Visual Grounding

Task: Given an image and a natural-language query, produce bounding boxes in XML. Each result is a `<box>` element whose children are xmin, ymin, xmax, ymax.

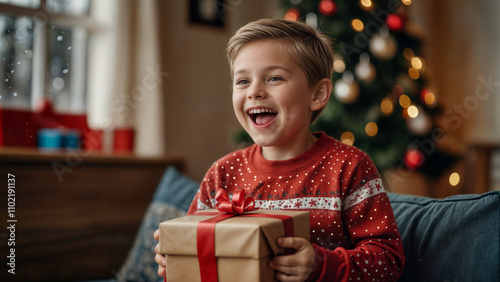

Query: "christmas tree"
<box><xmin>277</xmin><ymin>0</ymin><xmax>457</xmax><ymax>177</ymax></box>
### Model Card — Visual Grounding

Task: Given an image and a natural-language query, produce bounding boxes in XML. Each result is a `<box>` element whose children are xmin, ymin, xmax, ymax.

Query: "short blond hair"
<box><xmin>226</xmin><ymin>19</ymin><xmax>334</xmax><ymax>123</ymax></box>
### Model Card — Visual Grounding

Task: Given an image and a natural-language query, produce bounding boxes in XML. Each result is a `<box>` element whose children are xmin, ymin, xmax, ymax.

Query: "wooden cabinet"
<box><xmin>464</xmin><ymin>143</ymin><xmax>500</xmax><ymax>194</ymax></box>
<box><xmin>0</xmin><ymin>148</ymin><xmax>183</xmax><ymax>281</ymax></box>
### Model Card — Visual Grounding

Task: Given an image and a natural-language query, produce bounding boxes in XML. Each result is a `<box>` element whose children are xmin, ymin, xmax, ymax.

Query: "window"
<box><xmin>0</xmin><ymin>0</ymin><xmax>91</xmax><ymax>113</ymax></box>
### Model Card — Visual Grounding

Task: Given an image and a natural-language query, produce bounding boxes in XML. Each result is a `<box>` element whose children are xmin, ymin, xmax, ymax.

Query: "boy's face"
<box><xmin>232</xmin><ymin>39</ymin><xmax>317</xmax><ymax>152</ymax></box>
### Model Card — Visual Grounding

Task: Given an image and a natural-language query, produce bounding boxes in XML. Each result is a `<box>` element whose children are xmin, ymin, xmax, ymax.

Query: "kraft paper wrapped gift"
<box><xmin>159</xmin><ymin>209</ymin><xmax>310</xmax><ymax>282</ymax></box>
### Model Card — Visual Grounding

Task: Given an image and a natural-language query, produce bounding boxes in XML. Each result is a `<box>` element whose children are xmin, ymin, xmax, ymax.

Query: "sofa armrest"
<box><xmin>388</xmin><ymin>192</ymin><xmax>500</xmax><ymax>281</ymax></box>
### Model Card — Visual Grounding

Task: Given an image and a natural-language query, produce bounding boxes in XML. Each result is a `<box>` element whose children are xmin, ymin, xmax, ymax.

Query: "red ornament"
<box><xmin>386</xmin><ymin>14</ymin><xmax>404</xmax><ymax>31</ymax></box>
<box><xmin>285</xmin><ymin>7</ymin><xmax>300</xmax><ymax>21</ymax></box>
<box><xmin>319</xmin><ymin>0</ymin><xmax>337</xmax><ymax>16</ymax></box>
<box><xmin>404</xmin><ymin>149</ymin><xmax>425</xmax><ymax>170</ymax></box>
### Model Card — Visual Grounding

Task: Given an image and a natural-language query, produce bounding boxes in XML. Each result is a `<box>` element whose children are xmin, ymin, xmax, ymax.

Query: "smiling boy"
<box><xmin>155</xmin><ymin>19</ymin><xmax>405</xmax><ymax>281</ymax></box>
<box><xmin>232</xmin><ymin>38</ymin><xmax>328</xmax><ymax>161</ymax></box>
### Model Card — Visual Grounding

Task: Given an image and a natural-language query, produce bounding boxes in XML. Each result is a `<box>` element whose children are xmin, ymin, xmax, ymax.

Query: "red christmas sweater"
<box><xmin>187</xmin><ymin>132</ymin><xmax>405</xmax><ymax>281</ymax></box>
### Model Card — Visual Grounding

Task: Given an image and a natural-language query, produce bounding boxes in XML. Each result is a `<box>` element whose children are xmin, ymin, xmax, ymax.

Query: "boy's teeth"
<box><xmin>249</xmin><ymin>109</ymin><xmax>276</xmax><ymax>114</ymax></box>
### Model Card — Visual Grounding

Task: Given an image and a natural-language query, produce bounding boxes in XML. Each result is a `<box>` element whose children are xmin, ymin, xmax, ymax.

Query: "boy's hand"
<box><xmin>269</xmin><ymin>237</ymin><xmax>316</xmax><ymax>282</ymax></box>
<box><xmin>153</xmin><ymin>229</ymin><xmax>166</xmax><ymax>277</ymax></box>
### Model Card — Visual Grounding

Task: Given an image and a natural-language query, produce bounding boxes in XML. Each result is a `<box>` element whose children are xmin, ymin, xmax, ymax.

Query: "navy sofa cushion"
<box><xmin>115</xmin><ymin>166</ymin><xmax>199</xmax><ymax>282</ymax></box>
<box><xmin>388</xmin><ymin>192</ymin><xmax>500</xmax><ymax>282</ymax></box>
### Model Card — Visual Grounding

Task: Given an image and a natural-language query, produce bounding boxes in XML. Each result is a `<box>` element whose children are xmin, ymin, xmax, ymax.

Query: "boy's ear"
<box><xmin>310</xmin><ymin>78</ymin><xmax>332</xmax><ymax>111</ymax></box>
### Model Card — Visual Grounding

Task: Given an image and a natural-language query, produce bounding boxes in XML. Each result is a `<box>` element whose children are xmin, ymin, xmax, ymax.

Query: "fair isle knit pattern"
<box><xmin>188</xmin><ymin>132</ymin><xmax>405</xmax><ymax>281</ymax></box>
<box><xmin>198</xmin><ymin>177</ymin><xmax>385</xmax><ymax>211</ymax></box>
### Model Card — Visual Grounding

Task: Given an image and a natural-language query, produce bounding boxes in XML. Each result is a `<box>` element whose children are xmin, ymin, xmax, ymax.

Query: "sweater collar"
<box><xmin>250</xmin><ymin>131</ymin><xmax>334</xmax><ymax>174</ymax></box>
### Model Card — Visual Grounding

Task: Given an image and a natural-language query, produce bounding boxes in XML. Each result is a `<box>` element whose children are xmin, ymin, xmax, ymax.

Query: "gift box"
<box><xmin>159</xmin><ymin>208</ymin><xmax>310</xmax><ymax>282</ymax></box>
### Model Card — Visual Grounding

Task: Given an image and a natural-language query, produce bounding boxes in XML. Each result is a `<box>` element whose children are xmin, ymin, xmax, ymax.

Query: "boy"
<box><xmin>155</xmin><ymin>18</ymin><xmax>405</xmax><ymax>281</ymax></box>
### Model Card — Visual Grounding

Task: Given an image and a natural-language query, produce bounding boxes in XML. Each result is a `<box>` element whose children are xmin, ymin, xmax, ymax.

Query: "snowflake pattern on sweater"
<box><xmin>187</xmin><ymin>132</ymin><xmax>405</xmax><ymax>281</ymax></box>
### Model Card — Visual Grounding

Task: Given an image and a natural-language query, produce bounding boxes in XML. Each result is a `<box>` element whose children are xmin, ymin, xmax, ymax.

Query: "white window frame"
<box><xmin>0</xmin><ymin>0</ymin><xmax>98</xmax><ymax>112</ymax></box>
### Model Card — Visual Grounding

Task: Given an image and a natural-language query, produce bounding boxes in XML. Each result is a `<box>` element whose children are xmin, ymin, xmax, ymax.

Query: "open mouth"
<box><xmin>247</xmin><ymin>108</ymin><xmax>278</xmax><ymax>126</ymax></box>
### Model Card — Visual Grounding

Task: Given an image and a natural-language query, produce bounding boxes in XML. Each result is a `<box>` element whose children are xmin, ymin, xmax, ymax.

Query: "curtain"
<box><xmin>133</xmin><ymin>0</ymin><xmax>166</xmax><ymax>156</ymax></box>
<box><xmin>87</xmin><ymin>0</ymin><xmax>165</xmax><ymax>156</ymax></box>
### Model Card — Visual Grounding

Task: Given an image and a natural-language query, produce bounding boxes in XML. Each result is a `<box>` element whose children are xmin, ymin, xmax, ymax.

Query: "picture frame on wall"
<box><xmin>189</xmin><ymin>0</ymin><xmax>225</xmax><ymax>28</ymax></box>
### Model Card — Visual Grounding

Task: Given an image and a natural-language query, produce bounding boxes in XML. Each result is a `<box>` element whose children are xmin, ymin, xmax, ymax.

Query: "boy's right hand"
<box><xmin>154</xmin><ymin>229</ymin><xmax>167</xmax><ymax>277</ymax></box>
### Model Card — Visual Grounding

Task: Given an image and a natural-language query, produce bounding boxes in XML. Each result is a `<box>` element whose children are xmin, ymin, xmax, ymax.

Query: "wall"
<box><xmin>158</xmin><ymin>0</ymin><xmax>281</xmax><ymax>180</ymax></box>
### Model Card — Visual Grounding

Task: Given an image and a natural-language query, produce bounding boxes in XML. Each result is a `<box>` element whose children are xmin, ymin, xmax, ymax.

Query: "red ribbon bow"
<box><xmin>215</xmin><ymin>189</ymin><xmax>257</xmax><ymax>214</ymax></box>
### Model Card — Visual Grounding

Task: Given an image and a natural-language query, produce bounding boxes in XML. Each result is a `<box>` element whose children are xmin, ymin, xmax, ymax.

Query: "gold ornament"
<box><xmin>354</xmin><ymin>53</ymin><xmax>377</xmax><ymax>82</ymax></box>
<box><xmin>406</xmin><ymin>107</ymin><xmax>432</xmax><ymax>136</ymax></box>
<box><xmin>334</xmin><ymin>72</ymin><xmax>360</xmax><ymax>104</ymax></box>
<box><xmin>369</xmin><ymin>28</ymin><xmax>397</xmax><ymax>60</ymax></box>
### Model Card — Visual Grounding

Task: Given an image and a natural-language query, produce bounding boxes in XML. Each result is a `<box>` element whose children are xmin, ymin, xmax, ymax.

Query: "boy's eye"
<box><xmin>236</xmin><ymin>79</ymin><xmax>250</xmax><ymax>85</ymax></box>
<box><xmin>268</xmin><ymin>76</ymin><xmax>282</xmax><ymax>82</ymax></box>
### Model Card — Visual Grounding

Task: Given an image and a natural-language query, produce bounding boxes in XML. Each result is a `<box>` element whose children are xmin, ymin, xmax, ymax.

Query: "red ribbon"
<box><xmin>215</xmin><ymin>189</ymin><xmax>257</xmax><ymax>214</ymax></box>
<box><xmin>194</xmin><ymin>189</ymin><xmax>294</xmax><ymax>282</ymax></box>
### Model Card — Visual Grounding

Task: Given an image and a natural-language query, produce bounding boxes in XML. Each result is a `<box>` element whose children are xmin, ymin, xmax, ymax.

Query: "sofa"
<box><xmin>114</xmin><ymin>166</ymin><xmax>500</xmax><ymax>282</ymax></box>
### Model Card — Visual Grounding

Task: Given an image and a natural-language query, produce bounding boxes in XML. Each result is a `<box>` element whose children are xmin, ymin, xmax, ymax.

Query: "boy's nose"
<box><xmin>247</xmin><ymin>83</ymin><xmax>267</xmax><ymax>100</ymax></box>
